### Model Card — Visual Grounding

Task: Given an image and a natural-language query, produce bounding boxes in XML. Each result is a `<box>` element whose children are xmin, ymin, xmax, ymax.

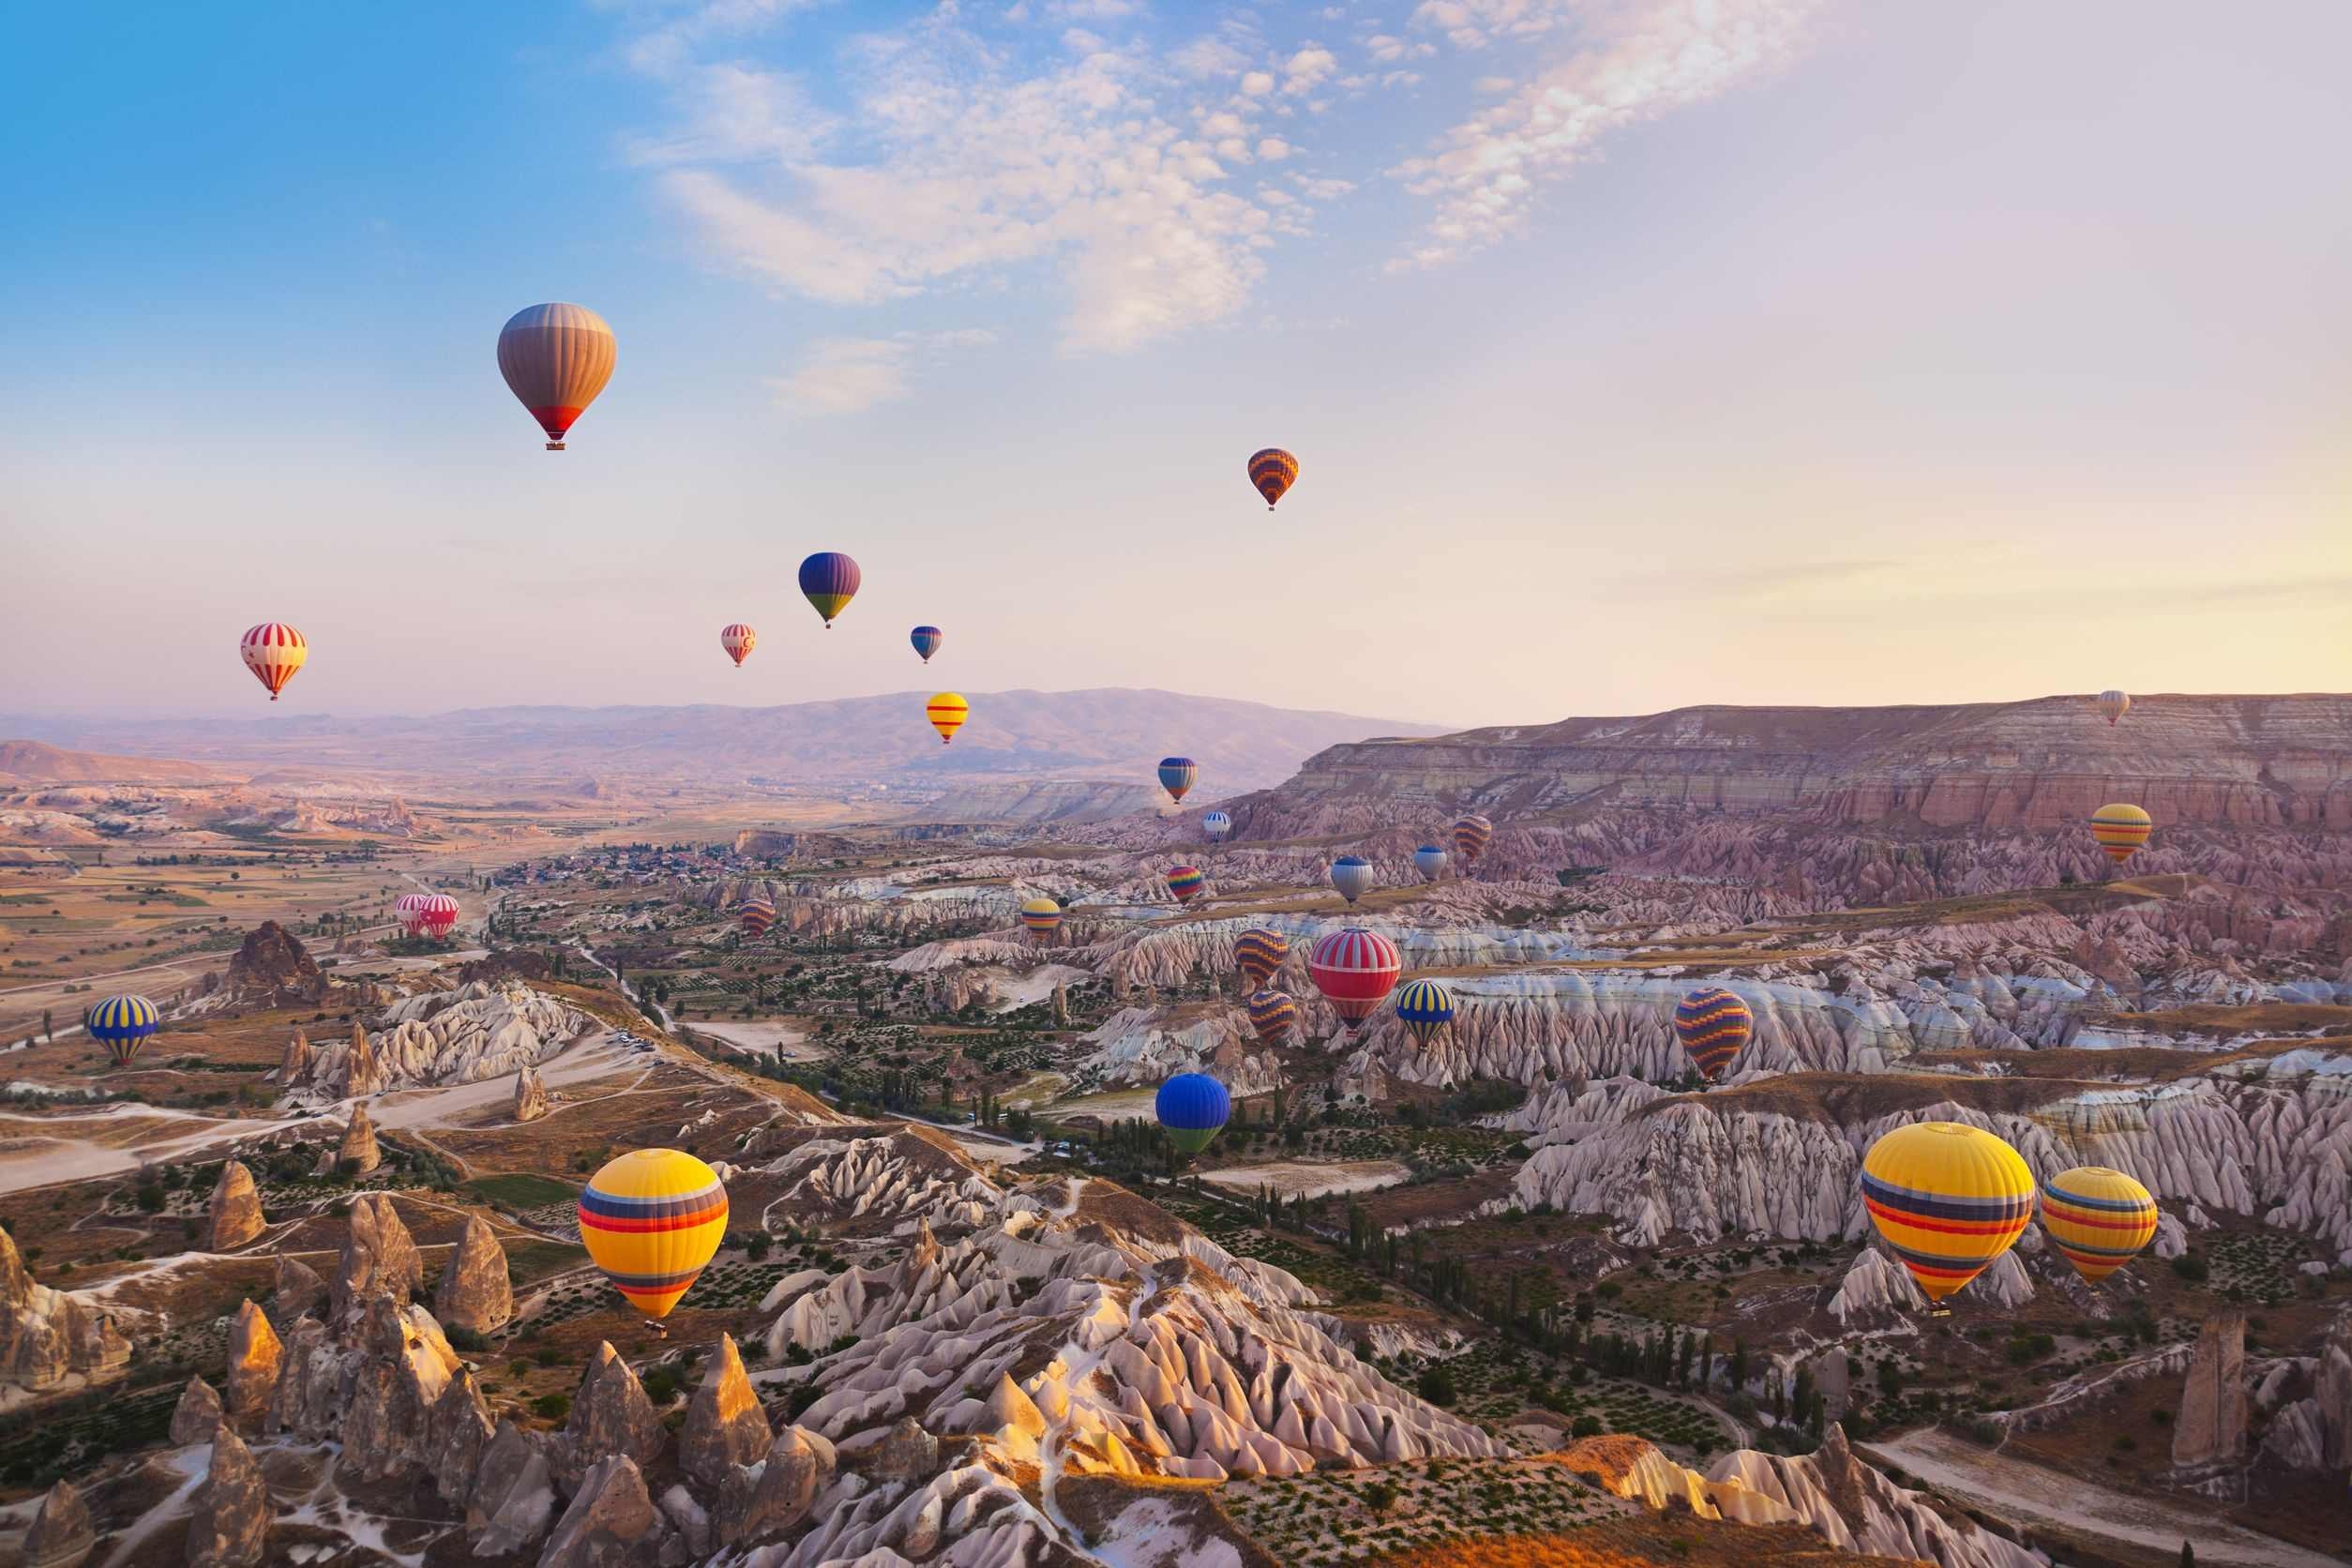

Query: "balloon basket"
<box><xmin>545</xmin><ymin>441</ymin><xmax>565</xmax><ymax>451</ymax></box>
<box><xmin>1926</xmin><ymin>1306</ymin><xmax>1952</xmax><ymax>1319</ymax></box>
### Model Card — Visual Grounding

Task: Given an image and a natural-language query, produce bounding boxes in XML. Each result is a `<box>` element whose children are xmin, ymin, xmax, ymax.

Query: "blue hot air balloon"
<box><xmin>1414</xmin><ymin>845</ymin><xmax>1448</xmax><ymax>882</ymax></box>
<box><xmin>798</xmin><ymin>552</ymin><xmax>861</xmax><ymax>627</ymax></box>
<box><xmin>1157</xmin><ymin>757</ymin><xmax>1198</xmax><ymax>804</ymax></box>
<box><xmin>1395</xmin><ymin>978</ymin><xmax>1455</xmax><ymax>1048</ymax></box>
<box><xmin>1155</xmin><ymin>1072</ymin><xmax>1230</xmax><ymax>1155</ymax></box>
<box><xmin>1330</xmin><ymin>855</ymin><xmax>1374</xmax><ymax>906</ymax></box>
<box><xmin>910</xmin><ymin>626</ymin><xmax>943</xmax><ymax>663</ymax></box>
<box><xmin>1202</xmin><ymin>810</ymin><xmax>1232</xmax><ymax>842</ymax></box>
<box><xmin>86</xmin><ymin>993</ymin><xmax>160</xmax><ymax>1067</ymax></box>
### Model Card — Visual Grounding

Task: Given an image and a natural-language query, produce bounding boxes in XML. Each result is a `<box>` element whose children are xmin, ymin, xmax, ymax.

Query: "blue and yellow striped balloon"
<box><xmin>1157</xmin><ymin>757</ymin><xmax>1198</xmax><ymax>803</ymax></box>
<box><xmin>1395</xmin><ymin>978</ymin><xmax>1455</xmax><ymax>1048</ymax></box>
<box><xmin>910</xmin><ymin>626</ymin><xmax>943</xmax><ymax>663</ymax></box>
<box><xmin>577</xmin><ymin>1149</ymin><xmax>730</xmax><ymax>1319</ymax></box>
<box><xmin>1673</xmin><ymin>987</ymin><xmax>1753</xmax><ymax>1081</ymax></box>
<box><xmin>1018</xmin><ymin>897</ymin><xmax>1063</xmax><ymax>942</ymax></box>
<box><xmin>2040</xmin><ymin>1166</ymin><xmax>2158</xmax><ymax>1284</ymax></box>
<box><xmin>1861</xmin><ymin>1123</ymin><xmax>2035</xmax><ymax>1304</ymax></box>
<box><xmin>85</xmin><ymin>993</ymin><xmax>160</xmax><ymax>1067</ymax></box>
<box><xmin>1245</xmin><ymin>988</ymin><xmax>1297</xmax><ymax>1044</ymax></box>
<box><xmin>797</xmin><ymin>551</ymin><xmax>861</xmax><ymax>627</ymax></box>
<box><xmin>1234</xmin><ymin>927</ymin><xmax>1289</xmax><ymax>988</ymax></box>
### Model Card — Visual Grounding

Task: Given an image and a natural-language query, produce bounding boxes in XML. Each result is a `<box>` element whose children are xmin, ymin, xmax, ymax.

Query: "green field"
<box><xmin>466</xmin><ymin>1172</ymin><xmax>580</xmax><ymax>1208</ymax></box>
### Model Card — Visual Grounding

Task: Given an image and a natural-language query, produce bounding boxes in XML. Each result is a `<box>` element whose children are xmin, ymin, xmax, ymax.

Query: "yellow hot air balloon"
<box><xmin>2088</xmin><ymin>803</ymin><xmax>2153</xmax><ymax>866</ymax></box>
<box><xmin>927</xmin><ymin>692</ymin><xmax>968</xmax><ymax>746</ymax></box>
<box><xmin>577</xmin><ymin>1149</ymin><xmax>728</xmax><ymax>1319</ymax></box>
<box><xmin>1860</xmin><ymin>1122</ymin><xmax>2034</xmax><ymax>1304</ymax></box>
<box><xmin>2094</xmin><ymin>689</ymin><xmax>2130</xmax><ymax>726</ymax></box>
<box><xmin>2039</xmin><ymin>1166</ymin><xmax>2158</xmax><ymax>1284</ymax></box>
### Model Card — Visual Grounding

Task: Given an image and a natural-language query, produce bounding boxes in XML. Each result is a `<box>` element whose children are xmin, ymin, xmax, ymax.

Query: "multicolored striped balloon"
<box><xmin>1306</xmin><ymin>927</ymin><xmax>1402</xmax><ymax>1033</ymax></box>
<box><xmin>1157</xmin><ymin>757</ymin><xmax>1198</xmax><ymax>803</ymax></box>
<box><xmin>240</xmin><ymin>623</ymin><xmax>308</xmax><ymax>701</ymax></box>
<box><xmin>2094</xmin><ymin>689</ymin><xmax>2130</xmax><ymax>726</ymax></box>
<box><xmin>1234</xmin><ymin>927</ymin><xmax>1289</xmax><ymax>988</ymax></box>
<box><xmin>737</xmin><ymin>897</ymin><xmax>776</xmax><ymax>938</ymax></box>
<box><xmin>497</xmin><ymin>303</ymin><xmax>615</xmax><ymax>451</ymax></box>
<box><xmin>1394</xmin><ymin>978</ymin><xmax>1455</xmax><ymax>1048</ymax></box>
<box><xmin>926</xmin><ymin>692</ymin><xmax>969</xmax><ymax>745</ymax></box>
<box><xmin>1330</xmin><ymin>855</ymin><xmax>1374</xmax><ymax>906</ymax></box>
<box><xmin>798</xmin><ymin>551</ymin><xmax>862</xmax><ymax>627</ymax></box>
<box><xmin>578</xmin><ymin>1149</ymin><xmax>729</xmax><ymax>1319</ymax></box>
<box><xmin>1201</xmin><ymin>810</ymin><xmax>1232</xmax><ymax>842</ymax></box>
<box><xmin>2040</xmin><ymin>1166</ymin><xmax>2158</xmax><ymax>1284</ymax></box>
<box><xmin>1247</xmin><ymin>447</ymin><xmax>1298</xmax><ymax>510</ymax></box>
<box><xmin>85</xmin><ymin>993</ymin><xmax>159</xmax><ymax>1067</ymax></box>
<box><xmin>1414</xmin><ymin>845</ymin><xmax>1448</xmax><ymax>882</ymax></box>
<box><xmin>1245</xmin><ymin>988</ymin><xmax>1298</xmax><ymax>1045</ymax></box>
<box><xmin>2089</xmin><ymin>803</ymin><xmax>2152</xmax><ymax>865</ymax></box>
<box><xmin>1155</xmin><ymin>1073</ymin><xmax>1230</xmax><ymax>1155</ymax></box>
<box><xmin>1861</xmin><ymin>1123</ymin><xmax>2035</xmax><ymax>1304</ymax></box>
<box><xmin>1672</xmin><ymin>987</ymin><xmax>1753</xmax><ymax>1081</ymax></box>
<box><xmin>1018</xmin><ymin>897</ymin><xmax>1063</xmax><ymax>942</ymax></box>
<box><xmin>910</xmin><ymin>626</ymin><xmax>943</xmax><ymax>663</ymax></box>
<box><xmin>1452</xmin><ymin>814</ymin><xmax>1492</xmax><ymax>865</ymax></box>
<box><xmin>1165</xmin><ymin>866</ymin><xmax>1206</xmax><ymax>905</ymax></box>
<box><xmin>720</xmin><ymin>624</ymin><xmax>757</xmax><ymax>668</ymax></box>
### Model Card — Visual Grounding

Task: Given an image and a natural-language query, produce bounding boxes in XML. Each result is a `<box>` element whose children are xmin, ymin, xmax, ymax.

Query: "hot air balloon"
<box><xmin>1158</xmin><ymin>758</ymin><xmax>1198</xmax><ymax>804</ymax></box>
<box><xmin>497</xmin><ymin>303</ymin><xmax>616</xmax><ymax>451</ymax></box>
<box><xmin>1245</xmin><ymin>988</ymin><xmax>1298</xmax><ymax>1045</ymax></box>
<box><xmin>1019</xmin><ymin>897</ymin><xmax>1063</xmax><ymax>943</ymax></box>
<box><xmin>578</xmin><ymin>1149</ymin><xmax>729</xmax><ymax>1319</ymax></box>
<box><xmin>1330</xmin><ymin>855</ymin><xmax>1375</xmax><ymax>906</ymax></box>
<box><xmin>240</xmin><ymin>623</ymin><xmax>308</xmax><ymax>701</ymax></box>
<box><xmin>1860</xmin><ymin>1123</ymin><xmax>2035</xmax><ymax>1304</ymax></box>
<box><xmin>2095</xmin><ymin>690</ymin><xmax>2131</xmax><ymax>726</ymax></box>
<box><xmin>407</xmin><ymin>894</ymin><xmax>460</xmax><ymax>942</ymax></box>
<box><xmin>1234</xmin><ymin>927</ymin><xmax>1289</xmax><ymax>988</ymax></box>
<box><xmin>1155</xmin><ymin>1073</ymin><xmax>1230</xmax><ymax>1155</ymax></box>
<box><xmin>394</xmin><ymin>892</ymin><xmax>428</xmax><ymax>935</ymax></box>
<box><xmin>1672</xmin><ymin>987</ymin><xmax>1754</xmax><ymax>1082</ymax></box>
<box><xmin>1202</xmin><ymin>810</ymin><xmax>1232</xmax><ymax>843</ymax></box>
<box><xmin>1165</xmin><ymin>866</ymin><xmax>1206</xmax><ymax>905</ymax></box>
<box><xmin>721</xmin><ymin>624</ymin><xmax>757</xmax><ymax>668</ymax></box>
<box><xmin>2039</xmin><ymin>1166</ymin><xmax>2159</xmax><ymax>1285</ymax></box>
<box><xmin>85</xmin><ymin>994</ymin><xmax>159</xmax><ymax>1068</ymax></box>
<box><xmin>798</xmin><ymin>552</ymin><xmax>862</xmax><ymax>627</ymax></box>
<box><xmin>911</xmin><ymin>626</ymin><xmax>943</xmax><ymax>663</ymax></box>
<box><xmin>737</xmin><ymin>897</ymin><xmax>776</xmax><ymax>938</ymax></box>
<box><xmin>1307</xmin><ymin>927</ymin><xmax>1401</xmax><ymax>1033</ymax></box>
<box><xmin>2089</xmin><ymin>803</ymin><xmax>2152</xmax><ymax>866</ymax></box>
<box><xmin>1414</xmin><ymin>845</ymin><xmax>1448</xmax><ymax>882</ymax></box>
<box><xmin>1247</xmin><ymin>448</ymin><xmax>1298</xmax><ymax>511</ymax></box>
<box><xmin>1452</xmin><ymin>814</ymin><xmax>1493</xmax><ymax>867</ymax></box>
<box><xmin>927</xmin><ymin>692</ymin><xmax>969</xmax><ymax>745</ymax></box>
<box><xmin>1395</xmin><ymin>978</ymin><xmax>1455</xmax><ymax>1048</ymax></box>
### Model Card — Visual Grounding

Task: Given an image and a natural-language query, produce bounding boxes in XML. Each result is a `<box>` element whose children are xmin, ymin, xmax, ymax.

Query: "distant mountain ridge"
<box><xmin>4</xmin><ymin>689</ymin><xmax>1450</xmax><ymax>795</ymax></box>
<box><xmin>0</xmin><ymin>739</ymin><xmax>221</xmax><ymax>784</ymax></box>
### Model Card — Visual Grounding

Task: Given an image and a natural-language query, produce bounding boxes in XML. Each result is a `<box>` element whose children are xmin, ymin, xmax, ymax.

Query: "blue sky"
<box><xmin>4</xmin><ymin>0</ymin><xmax>2347</xmax><ymax>726</ymax></box>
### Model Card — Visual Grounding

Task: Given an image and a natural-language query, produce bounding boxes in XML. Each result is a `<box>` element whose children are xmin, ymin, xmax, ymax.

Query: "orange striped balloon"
<box><xmin>240</xmin><ymin>623</ymin><xmax>308</xmax><ymax>701</ymax></box>
<box><xmin>927</xmin><ymin>692</ymin><xmax>969</xmax><ymax>745</ymax></box>
<box><xmin>2088</xmin><ymin>803</ymin><xmax>2152</xmax><ymax>865</ymax></box>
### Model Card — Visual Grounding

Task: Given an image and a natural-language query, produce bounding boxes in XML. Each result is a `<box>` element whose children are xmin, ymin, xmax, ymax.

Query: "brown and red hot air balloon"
<box><xmin>498</xmin><ymin>303</ymin><xmax>616</xmax><ymax>451</ymax></box>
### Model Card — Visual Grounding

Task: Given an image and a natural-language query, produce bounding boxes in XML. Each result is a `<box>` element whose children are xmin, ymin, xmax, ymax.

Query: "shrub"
<box><xmin>1416</xmin><ymin>1366</ymin><xmax>1456</xmax><ymax>1407</ymax></box>
<box><xmin>641</xmin><ymin>1367</ymin><xmax>680</xmax><ymax>1405</ymax></box>
<box><xmin>532</xmin><ymin>1393</ymin><xmax>571</xmax><ymax>1422</ymax></box>
<box><xmin>1572</xmin><ymin>1415</ymin><xmax>1605</xmax><ymax>1439</ymax></box>
<box><xmin>2170</xmin><ymin>1253</ymin><xmax>2209</xmax><ymax>1282</ymax></box>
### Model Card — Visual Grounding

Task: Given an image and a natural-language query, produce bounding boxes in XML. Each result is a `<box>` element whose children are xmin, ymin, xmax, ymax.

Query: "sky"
<box><xmin>3</xmin><ymin>0</ymin><xmax>2347</xmax><ymax>730</ymax></box>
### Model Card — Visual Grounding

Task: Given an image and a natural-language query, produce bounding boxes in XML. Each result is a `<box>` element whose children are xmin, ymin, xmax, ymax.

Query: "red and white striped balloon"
<box><xmin>240</xmin><ymin>623</ymin><xmax>308</xmax><ymax>701</ymax></box>
<box><xmin>1306</xmin><ymin>927</ymin><xmax>1402</xmax><ymax>1033</ymax></box>
<box><xmin>720</xmin><ymin>624</ymin><xmax>757</xmax><ymax>668</ymax></box>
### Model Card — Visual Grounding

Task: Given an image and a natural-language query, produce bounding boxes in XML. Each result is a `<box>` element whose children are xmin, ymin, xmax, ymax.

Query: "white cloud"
<box><xmin>770</xmin><ymin>329</ymin><xmax>999</xmax><ymax>415</ymax></box>
<box><xmin>1289</xmin><ymin>172</ymin><xmax>1357</xmax><ymax>201</ymax></box>
<box><xmin>622</xmin><ymin>62</ymin><xmax>837</xmax><ymax>165</ymax></box>
<box><xmin>1240</xmin><ymin>69</ymin><xmax>1276</xmax><ymax>95</ymax></box>
<box><xmin>1257</xmin><ymin>136</ymin><xmax>1293</xmax><ymax>160</ymax></box>
<box><xmin>1283</xmin><ymin>44</ymin><xmax>1338</xmax><ymax>94</ymax></box>
<box><xmin>1409</xmin><ymin>0</ymin><xmax>1562</xmax><ymax>49</ymax></box>
<box><xmin>1390</xmin><ymin>0</ymin><xmax>1822</xmax><ymax>266</ymax></box>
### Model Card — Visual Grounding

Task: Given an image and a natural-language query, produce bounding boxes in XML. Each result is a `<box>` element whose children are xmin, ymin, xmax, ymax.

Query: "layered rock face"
<box><xmin>222</xmin><ymin>919</ymin><xmax>325</xmax><ymax>1003</ymax></box>
<box><xmin>23</xmin><ymin>1478</ymin><xmax>94</xmax><ymax>1568</ymax></box>
<box><xmin>431</xmin><ymin>1215</ymin><xmax>513</xmax><ymax>1334</ymax></box>
<box><xmin>205</xmin><ymin>1161</ymin><xmax>264</xmax><ymax>1251</ymax></box>
<box><xmin>284</xmin><ymin>979</ymin><xmax>596</xmax><ymax>1099</ymax></box>
<box><xmin>2173</xmin><ymin>1311</ymin><xmax>2250</xmax><ymax>1468</ymax></box>
<box><xmin>1709</xmin><ymin>1425</ymin><xmax>2040</xmax><ymax>1568</ymax></box>
<box><xmin>186</xmin><ymin>1427</ymin><xmax>269</xmax><ymax>1567</ymax></box>
<box><xmin>514</xmin><ymin>1063</ymin><xmax>550</xmax><ymax>1122</ymax></box>
<box><xmin>0</xmin><ymin>1226</ymin><xmax>130</xmax><ymax>1394</ymax></box>
<box><xmin>1074</xmin><ymin>1003</ymin><xmax>1281</xmax><ymax>1095</ymax></box>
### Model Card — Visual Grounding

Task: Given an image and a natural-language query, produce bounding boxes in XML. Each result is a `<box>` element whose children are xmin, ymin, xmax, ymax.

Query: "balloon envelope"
<box><xmin>911</xmin><ymin>626</ymin><xmax>943</xmax><ymax>663</ymax></box>
<box><xmin>1395</xmin><ymin>978</ymin><xmax>1454</xmax><ymax>1047</ymax></box>
<box><xmin>1165</xmin><ymin>866</ymin><xmax>1206</xmax><ymax>904</ymax></box>
<box><xmin>85</xmin><ymin>993</ymin><xmax>159</xmax><ymax>1067</ymax></box>
<box><xmin>241</xmin><ymin>623</ymin><xmax>308</xmax><ymax>701</ymax></box>
<box><xmin>497</xmin><ymin>303</ymin><xmax>615</xmax><ymax>450</ymax></box>
<box><xmin>1202</xmin><ymin>810</ymin><xmax>1232</xmax><ymax>842</ymax></box>
<box><xmin>1860</xmin><ymin>1123</ymin><xmax>2034</xmax><ymax>1303</ymax></box>
<box><xmin>1234</xmin><ymin>927</ymin><xmax>1289</xmax><ymax>988</ymax></box>
<box><xmin>1018</xmin><ymin>897</ymin><xmax>1063</xmax><ymax>942</ymax></box>
<box><xmin>2040</xmin><ymin>1166</ymin><xmax>2158</xmax><ymax>1284</ymax></box>
<box><xmin>1306</xmin><ymin>927</ymin><xmax>1401</xmax><ymax>1032</ymax></box>
<box><xmin>1672</xmin><ymin>987</ymin><xmax>1753</xmax><ymax>1081</ymax></box>
<box><xmin>927</xmin><ymin>693</ymin><xmax>969</xmax><ymax>745</ymax></box>
<box><xmin>1245</xmin><ymin>988</ymin><xmax>1298</xmax><ymax>1044</ymax></box>
<box><xmin>2095</xmin><ymin>689</ymin><xmax>2131</xmax><ymax>726</ymax></box>
<box><xmin>1247</xmin><ymin>447</ymin><xmax>1298</xmax><ymax>510</ymax></box>
<box><xmin>798</xmin><ymin>552</ymin><xmax>862</xmax><ymax>626</ymax></box>
<box><xmin>721</xmin><ymin>624</ymin><xmax>757</xmax><ymax>668</ymax></box>
<box><xmin>737</xmin><ymin>897</ymin><xmax>776</xmax><ymax>937</ymax></box>
<box><xmin>1157</xmin><ymin>757</ymin><xmax>1198</xmax><ymax>803</ymax></box>
<box><xmin>578</xmin><ymin>1149</ymin><xmax>729</xmax><ymax>1319</ymax></box>
<box><xmin>1155</xmin><ymin>1072</ymin><xmax>1230</xmax><ymax>1154</ymax></box>
<box><xmin>1452</xmin><ymin>814</ymin><xmax>1492</xmax><ymax>863</ymax></box>
<box><xmin>1330</xmin><ymin>856</ymin><xmax>1374</xmax><ymax>906</ymax></box>
<box><xmin>2089</xmin><ymin>803</ymin><xmax>2152</xmax><ymax>865</ymax></box>
<box><xmin>1414</xmin><ymin>846</ymin><xmax>1448</xmax><ymax>882</ymax></box>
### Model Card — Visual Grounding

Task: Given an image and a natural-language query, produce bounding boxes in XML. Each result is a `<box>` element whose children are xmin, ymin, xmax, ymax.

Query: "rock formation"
<box><xmin>336</xmin><ymin>1102</ymin><xmax>381</xmax><ymax>1175</ymax></box>
<box><xmin>0</xmin><ymin>1224</ymin><xmax>130</xmax><ymax>1394</ymax></box>
<box><xmin>679</xmin><ymin>1334</ymin><xmax>772</xmax><ymax>1485</ymax></box>
<box><xmin>2173</xmin><ymin>1311</ymin><xmax>2249</xmax><ymax>1468</ymax></box>
<box><xmin>867</xmin><ymin>1415</ymin><xmax>940</xmax><ymax>1483</ymax></box>
<box><xmin>1710</xmin><ymin>1425</ymin><xmax>2040</xmax><ymax>1568</ymax></box>
<box><xmin>223</xmin><ymin>1300</ymin><xmax>281</xmax><ymax>1427</ymax></box>
<box><xmin>185</xmin><ymin>1427</ymin><xmax>269</xmax><ymax>1567</ymax></box>
<box><xmin>283</xmin><ymin>980</ymin><xmax>594</xmax><ymax>1100</ymax></box>
<box><xmin>514</xmin><ymin>1063</ymin><xmax>549</xmax><ymax>1122</ymax></box>
<box><xmin>206</xmin><ymin>1161</ymin><xmax>264</xmax><ymax>1251</ymax></box>
<box><xmin>269</xmin><ymin>1254</ymin><xmax>324</xmax><ymax>1324</ymax></box>
<box><xmin>222</xmin><ymin>919</ymin><xmax>324</xmax><ymax>1004</ymax></box>
<box><xmin>276</xmin><ymin>1030</ymin><xmax>311</xmax><ymax>1084</ymax></box>
<box><xmin>23</xmin><ymin>1477</ymin><xmax>94</xmax><ymax>1568</ymax></box>
<box><xmin>539</xmin><ymin>1454</ymin><xmax>669</xmax><ymax>1568</ymax></box>
<box><xmin>339</xmin><ymin>1295</ymin><xmax>464</xmax><ymax>1484</ymax></box>
<box><xmin>330</xmin><ymin>1193</ymin><xmax>422</xmax><ymax>1322</ymax></box>
<box><xmin>561</xmin><ymin>1342</ymin><xmax>663</xmax><ymax>1482</ymax></box>
<box><xmin>432</xmin><ymin>1214</ymin><xmax>513</xmax><ymax>1335</ymax></box>
<box><xmin>467</xmin><ymin>1418</ymin><xmax>557</xmax><ymax>1553</ymax></box>
<box><xmin>342</xmin><ymin>1022</ymin><xmax>383</xmax><ymax>1098</ymax></box>
<box><xmin>1828</xmin><ymin>1247</ymin><xmax>1926</xmax><ymax>1323</ymax></box>
<box><xmin>715</xmin><ymin>1425</ymin><xmax>836</xmax><ymax>1547</ymax></box>
<box><xmin>171</xmin><ymin>1375</ymin><xmax>226</xmax><ymax>1445</ymax></box>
